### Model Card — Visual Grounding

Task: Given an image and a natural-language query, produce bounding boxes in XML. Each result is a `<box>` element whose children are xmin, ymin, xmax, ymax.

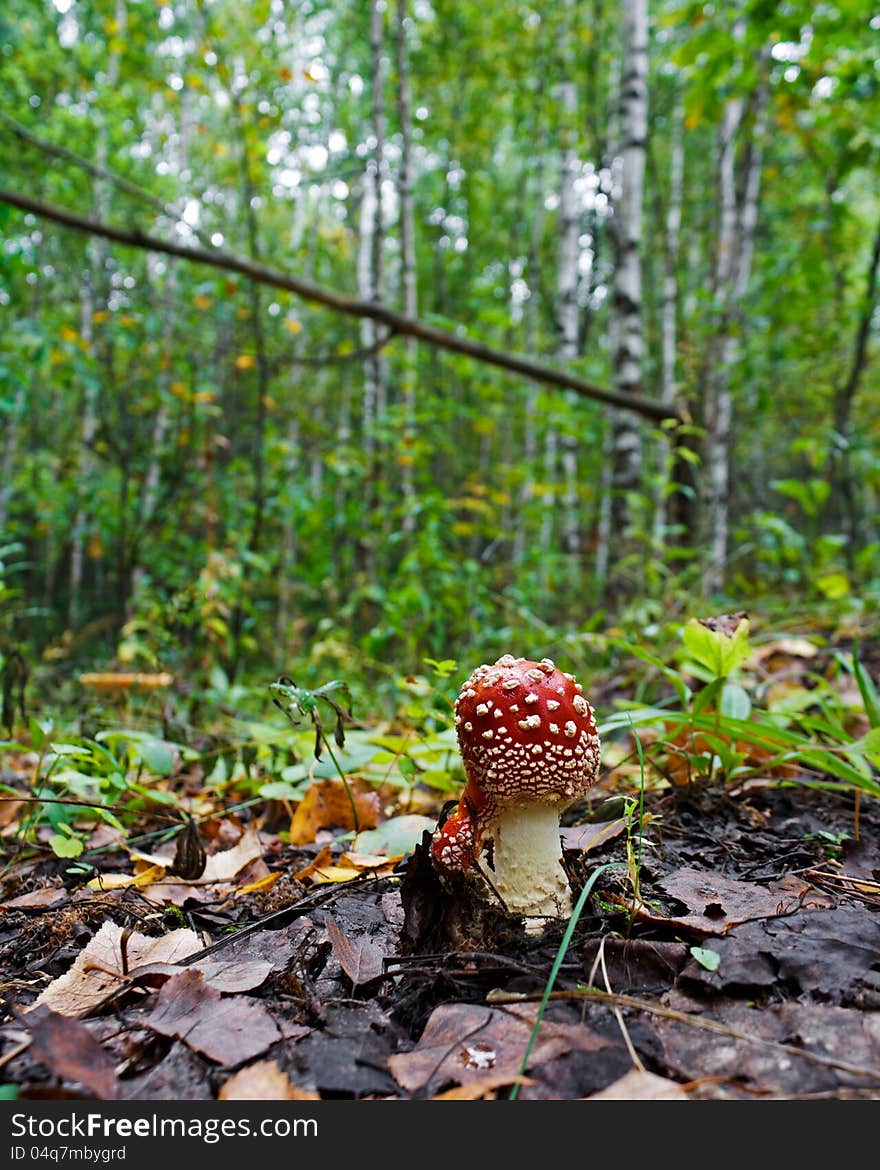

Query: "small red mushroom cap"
<box><xmin>431</xmin><ymin>654</ymin><xmax>600</xmax><ymax>875</ymax></box>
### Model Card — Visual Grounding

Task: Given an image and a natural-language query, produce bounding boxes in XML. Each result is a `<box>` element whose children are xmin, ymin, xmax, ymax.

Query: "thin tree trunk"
<box><xmin>703</xmin><ymin>58</ymin><xmax>766</xmax><ymax>594</ymax></box>
<box><xmin>68</xmin><ymin>0</ymin><xmax>126</xmax><ymax>628</ymax></box>
<box><xmin>654</xmin><ymin>92</ymin><xmax>684</xmax><ymax>547</ymax></box>
<box><xmin>396</xmin><ymin>0</ymin><xmax>418</xmax><ymax>533</ymax></box>
<box><xmin>827</xmin><ymin>210</ymin><xmax>880</xmax><ymax>554</ymax></box>
<box><xmin>0</xmin><ymin>384</ymin><xmax>25</xmax><ymax>535</ymax></box>
<box><xmin>556</xmin><ymin>63</ymin><xmax>582</xmax><ymax>567</ymax></box>
<box><xmin>606</xmin><ymin>0</ymin><xmax>648</xmax><ymax>580</ymax></box>
<box><xmin>358</xmin><ymin>0</ymin><xmax>387</xmax><ymax>575</ymax></box>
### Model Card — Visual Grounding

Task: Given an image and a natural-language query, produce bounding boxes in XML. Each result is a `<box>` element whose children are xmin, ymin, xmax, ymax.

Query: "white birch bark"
<box><xmin>653</xmin><ymin>92</ymin><xmax>684</xmax><ymax>547</ymax></box>
<box><xmin>556</xmin><ymin>72</ymin><xmax>582</xmax><ymax>565</ymax></box>
<box><xmin>703</xmin><ymin>50</ymin><xmax>766</xmax><ymax>593</ymax></box>
<box><xmin>608</xmin><ymin>0</ymin><xmax>648</xmax><ymax>551</ymax></box>
<box><xmin>69</xmin><ymin>0</ymin><xmax>126</xmax><ymax>627</ymax></box>
<box><xmin>396</xmin><ymin>0</ymin><xmax>418</xmax><ymax>532</ymax></box>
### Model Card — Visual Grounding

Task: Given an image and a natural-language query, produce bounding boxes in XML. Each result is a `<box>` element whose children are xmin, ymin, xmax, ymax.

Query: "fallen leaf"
<box><xmin>294</xmin><ymin>846</ymin><xmax>397</xmax><ymax>885</ymax></box>
<box><xmin>561</xmin><ymin>818</ymin><xmax>627</xmax><ymax>852</ymax></box>
<box><xmin>147</xmin><ymin>969</ymin><xmax>281</xmax><ymax>1066</ymax></box>
<box><xmin>354</xmin><ymin>814</ymin><xmax>437</xmax><ymax>857</ymax></box>
<box><xmin>28</xmin><ymin>1008</ymin><xmax>119</xmax><ymax>1099</ymax></box>
<box><xmin>201</xmin><ymin>825</ymin><xmax>264</xmax><ymax>882</ymax></box>
<box><xmin>388</xmin><ymin>1003</ymin><xmax>609</xmax><ymax>1093</ymax></box>
<box><xmin>325</xmin><ymin>920</ymin><xmax>386</xmax><ymax>986</ymax></box>
<box><xmin>639</xmin><ymin>868</ymin><xmax>824</xmax><ymax>936</ymax></box>
<box><xmin>235</xmin><ymin>871</ymin><xmax>281</xmax><ymax>897</ymax></box>
<box><xmin>219</xmin><ymin>1060</ymin><xmax>319</xmax><ymax>1100</ymax></box>
<box><xmin>0</xmin><ymin>885</ymin><xmax>68</xmax><ymax>911</ymax></box>
<box><xmin>31</xmin><ymin>923</ymin><xmax>203</xmax><ymax>1017</ymax></box>
<box><xmin>585</xmin><ymin>1069</ymin><xmax>690</xmax><ymax>1100</ymax></box>
<box><xmin>87</xmin><ymin>863</ymin><xmax>166</xmax><ymax>892</ymax></box>
<box><xmin>288</xmin><ymin>779</ymin><xmax>380</xmax><ymax>846</ymax></box>
<box><xmin>127</xmin><ymin>958</ymin><xmax>273</xmax><ymax>995</ymax></box>
<box><xmin>432</xmin><ymin>1075</ymin><xmax>533</xmax><ymax>1100</ymax></box>
<box><xmin>657</xmin><ymin>1000</ymin><xmax>880</xmax><ymax>1098</ymax></box>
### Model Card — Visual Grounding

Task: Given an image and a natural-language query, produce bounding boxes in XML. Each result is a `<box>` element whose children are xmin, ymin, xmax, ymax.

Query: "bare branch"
<box><xmin>0</xmin><ymin>188</ymin><xmax>681</xmax><ymax>425</ymax></box>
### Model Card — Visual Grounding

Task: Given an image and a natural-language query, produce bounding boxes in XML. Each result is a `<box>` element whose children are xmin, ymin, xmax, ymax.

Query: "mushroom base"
<box><xmin>485</xmin><ymin>803</ymin><xmax>572</xmax><ymax>921</ymax></box>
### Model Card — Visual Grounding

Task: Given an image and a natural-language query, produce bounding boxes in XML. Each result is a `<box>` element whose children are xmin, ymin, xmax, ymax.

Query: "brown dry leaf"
<box><xmin>561</xmin><ymin>818</ymin><xmax>627</xmax><ymax>853</ymax></box>
<box><xmin>28</xmin><ymin>1008</ymin><xmax>120</xmax><ymax>1099</ymax></box>
<box><xmin>128</xmin><ymin>958</ymin><xmax>273</xmax><ymax>995</ymax></box>
<box><xmin>146</xmin><ymin>970</ymin><xmax>281</xmax><ymax>1066</ymax></box>
<box><xmin>585</xmin><ymin>1069</ymin><xmax>690</xmax><ymax>1100</ymax></box>
<box><xmin>31</xmin><ymin>923</ymin><xmax>203</xmax><ymax>1017</ymax></box>
<box><xmin>657</xmin><ymin>999</ymin><xmax>880</xmax><ymax>1098</ymax></box>
<box><xmin>325</xmin><ymin>920</ymin><xmax>385</xmax><ymax>986</ymax></box>
<box><xmin>0</xmin><ymin>885</ymin><xmax>68</xmax><ymax>911</ymax></box>
<box><xmin>640</xmin><ymin>868</ymin><xmax>824</xmax><ymax>937</ymax></box>
<box><xmin>78</xmin><ymin>672</ymin><xmax>174</xmax><ymax>691</ymax></box>
<box><xmin>201</xmin><ymin>825</ymin><xmax>265</xmax><ymax>882</ymax></box>
<box><xmin>294</xmin><ymin>847</ymin><xmax>397</xmax><ymax>886</ymax></box>
<box><xmin>236</xmin><ymin>871</ymin><xmax>281</xmax><ymax>897</ymax></box>
<box><xmin>0</xmin><ymin>799</ymin><xmax>25</xmax><ymax>829</ymax></box>
<box><xmin>87</xmin><ymin>863</ymin><xmax>166</xmax><ymax>892</ymax></box>
<box><xmin>288</xmin><ymin>779</ymin><xmax>381</xmax><ymax>846</ymax></box>
<box><xmin>432</xmin><ymin>1075</ymin><xmax>533</xmax><ymax>1100</ymax></box>
<box><xmin>219</xmin><ymin>1060</ymin><xmax>319</xmax><ymax>1100</ymax></box>
<box><xmin>388</xmin><ymin>1003</ymin><xmax>609</xmax><ymax>1093</ymax></box>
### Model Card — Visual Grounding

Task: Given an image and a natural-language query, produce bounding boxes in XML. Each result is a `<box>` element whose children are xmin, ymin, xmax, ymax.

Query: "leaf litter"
<box><xmin>1</xmin><ymin>656</ymin><xmax>879</xmax><ymax>1100</ymax></box>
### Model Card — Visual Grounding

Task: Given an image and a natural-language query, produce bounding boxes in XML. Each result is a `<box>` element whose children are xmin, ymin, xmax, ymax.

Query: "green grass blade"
<box><xmin>509</xmin><ymin>863</ymin><xmax>616</xmax><ymax>1101</ymax></box>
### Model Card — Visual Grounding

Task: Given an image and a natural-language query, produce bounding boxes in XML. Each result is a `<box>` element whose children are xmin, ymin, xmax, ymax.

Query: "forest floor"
<box><xmin>1</xmin><ymin>641</ymin><xmax>879</xmax><ymax>1102</ymax></box>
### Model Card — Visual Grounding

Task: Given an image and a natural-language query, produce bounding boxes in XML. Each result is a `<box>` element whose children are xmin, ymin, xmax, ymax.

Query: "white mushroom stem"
<box><xmin>485</xmin><ymin>803</ymin><xmax>572</xmax><ymax>920</ymax></box>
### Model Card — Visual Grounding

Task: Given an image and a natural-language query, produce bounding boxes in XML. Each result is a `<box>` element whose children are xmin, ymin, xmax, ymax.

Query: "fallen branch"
<box><xmin>0</xmin><ymin>188</ymin><xmax>681</xmax><ymax>425</ymax></box>
<box><xmin>487</xmin><ymin>985</ymin><xmax>880</xmax><ymax>1083</ymax></box>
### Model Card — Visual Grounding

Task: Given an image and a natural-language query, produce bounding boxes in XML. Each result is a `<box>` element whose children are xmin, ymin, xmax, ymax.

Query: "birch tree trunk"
<box><xmin>653</xmin><ymin>92</ymin><xmax>684</xmax><ymax>548</ymax></box>
<box><xmin>357</xmin><ymin>0</ymin><xmax>387</xmax><ymax>573</ymax></box>
<box><xmin>606</xmin><ymin>0</ymin><xmax>648</xmax><ymax>581</ymax></box>
<box><xmin>396</xmin><ymin>0</ymin><xmax>418</xmax><ymax>533</ymax></box>
<box><xmin>556</xmin><ymin>68</ymin><xmax>582</xmax><ymax>567</ymax></box>
<box><xmin>703</xmin><ymin>62</ymin><xmax>767</xmax><ymax>593</ymax></box>
<box><xmin>68</xmin><ymin>0</ymin><xmax>126</xmax><ymax>628</ymax></box>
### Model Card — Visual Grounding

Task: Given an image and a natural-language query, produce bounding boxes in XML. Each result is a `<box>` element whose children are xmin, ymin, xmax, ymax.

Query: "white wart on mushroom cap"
<box><xmin>433</xmin><ymin>654</ymin><xmax>601</xmax><ymax>920</ymax></box>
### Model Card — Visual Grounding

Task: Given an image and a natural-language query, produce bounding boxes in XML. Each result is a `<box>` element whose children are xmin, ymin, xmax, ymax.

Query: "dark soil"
<box><xmin>1</xmin><ymin>780</ymin><xmax>878</xmax><ymax>1101</ymax></box>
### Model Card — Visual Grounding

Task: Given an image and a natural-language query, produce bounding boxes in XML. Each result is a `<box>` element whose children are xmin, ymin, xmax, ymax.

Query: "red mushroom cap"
<box><xmin>431</xmin><ymin>654</ymin><xmax>600</xmax><ymax>875</ymax></box>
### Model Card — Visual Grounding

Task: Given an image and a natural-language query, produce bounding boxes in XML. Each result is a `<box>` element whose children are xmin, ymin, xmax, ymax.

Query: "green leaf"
<box><xmin>682</xmin><ymin>616</ymin><xmax>751</xmax><ymax>678</ymax></box>
<box><xmin>136</xmin><ymin>736</ymin><xmax>176</xmax><ymax>777</ymax></box>
<box><xmin>354</xmin><ymin>814</ymin><xmax>437</xmax><ymax>856</ymax></box>
<box><xmin>259</xmin><ymin>779</ymin><xmax>306</xmax><ymax>800</ymax></box>
<box><xmin>815</xmin><ymin>572</ymin><xmax>850</xmax><ymax>600</ymax></box>
<box><xmin>852</xmin><ymin>643</ymin><xmax>880</xmax><ymax>729</ymax></box>
<box><xmin>690</xmin><ymin>946</ymin><xmax>721</xmax><ymax>972</ymax></box>
<box><xmin>48</xmin><ymin>832</ymin><xmax>85</xmax><ymax>858</ymax></box>
<box><xmin>721</xmin><ymin>682</ymin><xmax>752</xmax><ymax>721</ymax></box>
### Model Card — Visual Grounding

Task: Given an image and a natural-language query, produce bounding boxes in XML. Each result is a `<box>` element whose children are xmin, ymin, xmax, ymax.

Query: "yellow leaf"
<box><xmin>396</xmin><ymin>454</ymin><xmax>416</xmax><ymax>467</ymax></box>
<box><xmin>193</xmin><ymin>295</ymin><xmax>212</xmax><ymax>310</ymax></box>
<box><xmin>235</xmin><ymin>872</ymin><xmax>281</xmax><ymax>897</ymax></box>
<box><xmin>235</xmin><ymin>354</ymin><xmax>256</xmax><ymax>370</ymax></box>
<box><xmin>60</xmin><ymin>325</ymin><xmax>79</xmax><ymax>343</ymax></box>
<box><xmin>86</xmin><ymin>535</ymin><xmax>104</xmax><ymax>560</ymax></box>
<box><xmin>236</xmin><ymin>307</ymin><xmax>251</xmax><ymax>320</ymax></box>
<box><xmin>170</xmin><ymin>381</ymin><xmax>189</xmax><ymax>398</ymax></box>
<box><xmin>87</xmin><ymin>863</ymin><xmax>166</xmax><ymax>891</ymax></box>
<box><xmin>283</xmin><ymin>317</ymin><xmax>303</xmax><ymax>334</ymax></box>
<box><xmin>91</xmin><ymin>311</ymin><xmax>109</xmax><ymax>324</ymax></box>
<box><xmin>193</xmin><ymin>389</ymin><xmax>216</xmax><ymax>404</ymax></box>
<box><xmin>262</xmin><ymin>394</ymin><xmax>276</xmax><ymax>410</ymax></box>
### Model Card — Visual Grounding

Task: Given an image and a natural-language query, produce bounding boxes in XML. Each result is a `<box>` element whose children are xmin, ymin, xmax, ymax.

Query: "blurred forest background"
<box><xmin>1</xmin><ymin>0</ymin><xmax>879</xmax><ymax>710</ymax></box>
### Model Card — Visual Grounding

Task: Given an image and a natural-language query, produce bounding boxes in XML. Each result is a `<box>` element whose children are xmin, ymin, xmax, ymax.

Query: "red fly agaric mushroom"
<box><xmin>431</xmin><ymin>654</ymin><xmax>600</xmax><ymax>921</ymax></box>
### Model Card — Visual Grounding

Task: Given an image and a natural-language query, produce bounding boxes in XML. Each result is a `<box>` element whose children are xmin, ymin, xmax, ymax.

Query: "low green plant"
<box><xmin>604</xmin><ymin>615</ymin><xmax>880</xmax><ymax>798</ymax></box>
